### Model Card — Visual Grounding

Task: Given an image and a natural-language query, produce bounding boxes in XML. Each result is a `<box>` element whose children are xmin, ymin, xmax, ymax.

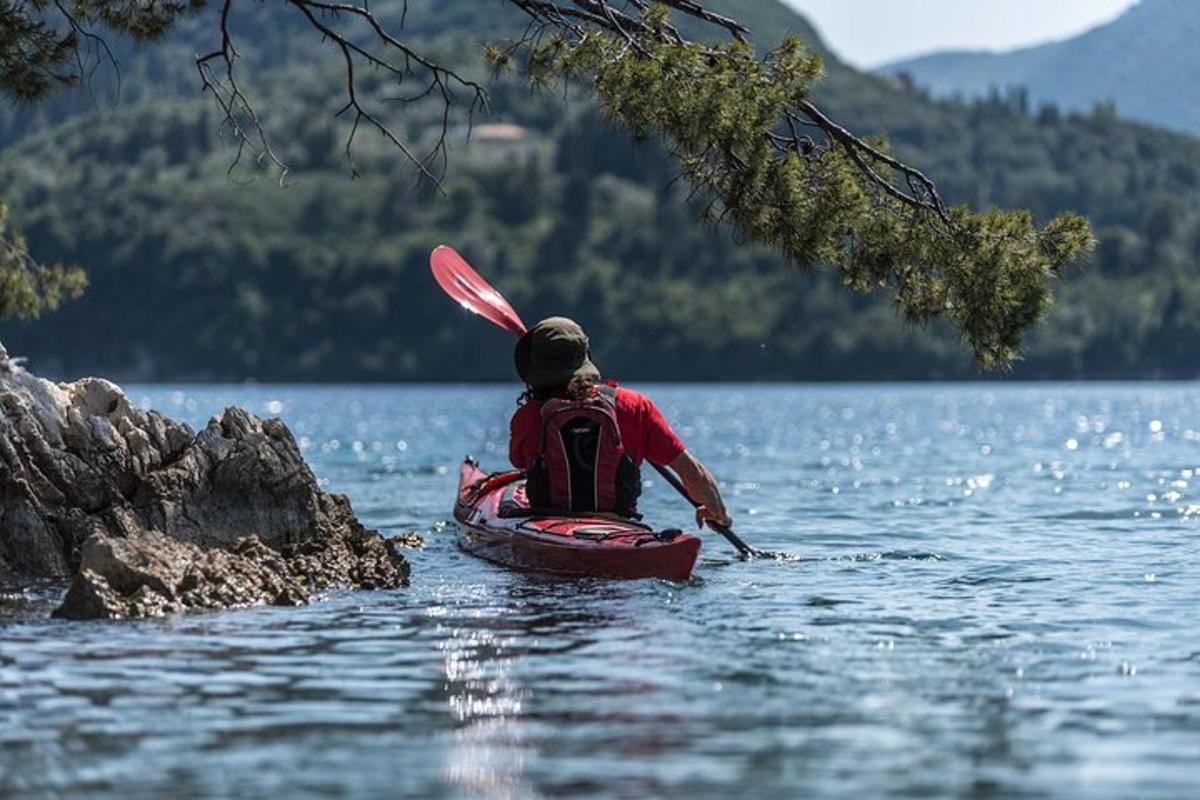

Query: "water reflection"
<box><xmin>438</xmin><ymin>578</ymin><xmax>629</xmax><ymax>798</ymax></box>
<box><xmin>441</xmin><ymin>621</ymin><xmax>532</xmax><ymax>798</ymax></box>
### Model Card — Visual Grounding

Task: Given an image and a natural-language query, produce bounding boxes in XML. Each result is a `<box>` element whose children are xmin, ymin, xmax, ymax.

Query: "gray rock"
<box><xmin>0</xmin><ymin>345</ymin><xmax>412</xmax><ymax>619</ymax></box>
<box><xmin>53</xmin><ymin>530</ymin><xmax>308</xmax><ymax>620</ymax></box>
<box><xmin>51</xmin><ymin>527</ymin><xmax>411</xmax><ymax>620</ymax></box>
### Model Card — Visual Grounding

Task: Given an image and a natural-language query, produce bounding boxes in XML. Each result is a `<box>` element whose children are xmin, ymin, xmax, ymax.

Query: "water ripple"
<box><xmin>5</xmin><ymin>383</ymin><xmax>1200</xmax><ymax>798</ymax></box>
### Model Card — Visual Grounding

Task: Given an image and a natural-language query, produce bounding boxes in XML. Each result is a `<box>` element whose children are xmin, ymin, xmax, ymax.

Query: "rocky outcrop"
<box><xmin>53</xmin><ymin>528</ymin><xmax>411</xmax><ymax>620</ymax></box>
<box><xmin>0</xmin><ymin>343</ymin><xmax>412</xmax><ymax>619</ymax></box>
<box><xmin>54</xmin><ymin>531</ymin><xmax>308</xmax><ymax>619</ymax></box>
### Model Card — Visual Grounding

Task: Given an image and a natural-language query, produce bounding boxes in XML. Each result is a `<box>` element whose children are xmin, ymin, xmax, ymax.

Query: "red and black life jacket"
<box><xmin>525</xmin><ymin>385</ymin><xmax>641</xmax><ymax>516</ymax></box>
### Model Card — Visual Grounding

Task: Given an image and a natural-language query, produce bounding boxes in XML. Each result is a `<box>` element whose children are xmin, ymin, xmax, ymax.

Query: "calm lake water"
<box><xmin>3</xmin><ymin>383</ymin><xmax>1200</xmax><ymax>798</ymax></box>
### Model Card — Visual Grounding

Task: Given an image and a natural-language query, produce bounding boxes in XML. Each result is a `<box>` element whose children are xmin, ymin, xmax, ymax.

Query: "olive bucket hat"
<box><xmin>514</xmin><ymin>317</ymin><xmax>601</xmax><ymax>389</ymax></box>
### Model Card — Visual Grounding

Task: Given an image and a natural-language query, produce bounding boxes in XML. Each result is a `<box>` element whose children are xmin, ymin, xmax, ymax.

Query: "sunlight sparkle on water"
<box><xmin>5</xmin><ymin>383</ymin><xmax>1200</xmax><ymax>799</ymax></box>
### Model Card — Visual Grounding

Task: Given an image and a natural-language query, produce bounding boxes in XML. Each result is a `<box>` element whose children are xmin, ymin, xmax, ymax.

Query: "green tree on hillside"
<box><xmin>0</xmin><ymin>0</ymin><xmax>1093</xmax><ymax>366</ymax></box>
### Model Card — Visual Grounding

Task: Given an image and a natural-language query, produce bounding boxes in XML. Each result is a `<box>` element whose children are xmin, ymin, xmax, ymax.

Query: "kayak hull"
<box><xmin>454</xmin><ymin>460</ymin><xmax>701</xmax><ymax>581</ymax></box>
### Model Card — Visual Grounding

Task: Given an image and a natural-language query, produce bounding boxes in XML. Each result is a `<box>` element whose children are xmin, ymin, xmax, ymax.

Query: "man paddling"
<box><xmin>509</xmin><ymin>317</ymin><xmax>732</xmax><ymax>531</ymax></box>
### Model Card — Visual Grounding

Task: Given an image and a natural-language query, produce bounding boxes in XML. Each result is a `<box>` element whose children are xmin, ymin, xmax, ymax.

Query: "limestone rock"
<box><xmin>0</xmin><ymin>345</ymin><xmax>410</xmax><ymax>619</ymax></box>
<box><xmin>53</xmin><ymin>530</ymin><xmax>308</xmax><ymax>620</ymax></box>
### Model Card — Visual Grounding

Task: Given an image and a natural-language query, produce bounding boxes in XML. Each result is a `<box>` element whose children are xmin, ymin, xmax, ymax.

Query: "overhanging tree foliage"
<box><xmin>0</xmin><ymin>200</ymin><xmax>86</xmax><ymax>319</ymax></box>
<box><xmin>0</xmin><ymin>0</ymin><xmax>1093</xmax><ymax>366</ymax></box>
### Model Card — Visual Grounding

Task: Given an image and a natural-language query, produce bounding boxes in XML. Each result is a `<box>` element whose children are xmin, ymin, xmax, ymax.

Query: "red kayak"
<box><xmin>454</xmin><ymin>459</ymin><xmax>701</xmax><ymax>581</ymax></box>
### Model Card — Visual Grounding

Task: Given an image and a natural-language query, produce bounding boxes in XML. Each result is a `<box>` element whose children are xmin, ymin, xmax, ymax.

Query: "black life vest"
<box><xmin>525</xmin><ymin>385</ymin><xmax>641</xmax><ymax>516</ymax></box>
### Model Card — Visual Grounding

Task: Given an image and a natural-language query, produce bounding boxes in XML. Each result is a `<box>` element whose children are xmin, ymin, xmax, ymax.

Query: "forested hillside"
<box><xmin>1</xmin><ymin>0</ymin><xmax>1198</xmax><ymax>380</ymax></box>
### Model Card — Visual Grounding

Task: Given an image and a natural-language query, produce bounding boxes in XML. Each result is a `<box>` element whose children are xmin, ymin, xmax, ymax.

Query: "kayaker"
<box><xmin>509</xmin><ymin>316</ymin><xmax>732</xmax><ymax>531</ymax></box>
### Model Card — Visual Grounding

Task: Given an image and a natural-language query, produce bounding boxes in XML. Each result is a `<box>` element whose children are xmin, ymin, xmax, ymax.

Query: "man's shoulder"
<box><xmin>611</xmin><ymin>384</ymin><xmax>654</xmax><ymax>413</ymax></box>
<box><xmin>511</xmin><ymin>399</ymin><xmax>540</xmax><ymax>423</ymax></box>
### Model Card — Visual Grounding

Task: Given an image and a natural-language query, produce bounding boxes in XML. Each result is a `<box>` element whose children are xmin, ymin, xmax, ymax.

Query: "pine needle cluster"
<box><xmin>0</xmin><ymin>200</ymin><xmax>86</xmax><ymax>320</ymax></box>
<box><xmin>509</xmin><ymin>24</ymin><xmax>1093</xmax><ymax>368</ymax></box>
<box><xmin>0</xmin><ymin>1</ymin><xmax>205</xmax><ymax>102</ymax></box>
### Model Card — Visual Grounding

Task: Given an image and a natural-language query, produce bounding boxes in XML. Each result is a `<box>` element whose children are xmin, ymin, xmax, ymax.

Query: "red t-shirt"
<box><xmin>509</xmin><ymin>384</ymin><xmax>686</xmax><ymax>470</ymax></box>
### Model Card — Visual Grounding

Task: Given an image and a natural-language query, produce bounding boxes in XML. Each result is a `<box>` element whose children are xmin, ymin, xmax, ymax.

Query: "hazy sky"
<box><xmin>785</xmin><ymin>0</ymin><xmax>1139</xmax><ymax>68</ymax></box>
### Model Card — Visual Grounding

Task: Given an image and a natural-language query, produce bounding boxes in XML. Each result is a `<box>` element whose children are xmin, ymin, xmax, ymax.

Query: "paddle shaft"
<box><xmin>650</xmin><ymin>463</ymin><xmax>757</xmax><ymax>558</ymax></box>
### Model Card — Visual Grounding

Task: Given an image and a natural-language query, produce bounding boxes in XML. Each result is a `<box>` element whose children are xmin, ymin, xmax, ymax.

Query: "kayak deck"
<box><xmin>454</xmin><ymin>460</ymin><xmax>701</xmax><ymax>581</ymax></box>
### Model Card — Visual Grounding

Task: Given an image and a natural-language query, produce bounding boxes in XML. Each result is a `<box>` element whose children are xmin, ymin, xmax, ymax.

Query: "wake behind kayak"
<box><xmin>454</xmin><ymin>459</ymin><xmax>701</xmax><ymax>581</ymax></box>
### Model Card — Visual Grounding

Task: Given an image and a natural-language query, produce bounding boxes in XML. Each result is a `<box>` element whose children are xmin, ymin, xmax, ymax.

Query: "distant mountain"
<box><xmin>879</xmin><ymin>0</ymin><xmax>1200</xmax><ymax>136</ymax></box>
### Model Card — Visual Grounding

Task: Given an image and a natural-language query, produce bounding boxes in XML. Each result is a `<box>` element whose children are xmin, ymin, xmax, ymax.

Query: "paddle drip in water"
<box><xmin>752</xmin><ymin>549</ymin><xmax>806</xmax><ymax>562</ymax></box>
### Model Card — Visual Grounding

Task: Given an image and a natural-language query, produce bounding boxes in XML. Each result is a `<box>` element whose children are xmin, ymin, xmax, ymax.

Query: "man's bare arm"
<box><xmin>667</xmin><ymin>450</ymin><xmax>733</xmax><ymax>531</ymax></box>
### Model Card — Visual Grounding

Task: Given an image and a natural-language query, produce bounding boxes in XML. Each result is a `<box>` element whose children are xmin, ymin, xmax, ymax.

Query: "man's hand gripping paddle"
<box><xmin>430</xmin><ymin>244</ymin><xmax>761</xmax><ymax>559</ymax></box>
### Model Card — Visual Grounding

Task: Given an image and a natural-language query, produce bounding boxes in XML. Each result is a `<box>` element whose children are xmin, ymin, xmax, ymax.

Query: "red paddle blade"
<box><xmin>430</xmin><ymin>245</ymin><xmax>528</xmax><ymax>338</ymax></box>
